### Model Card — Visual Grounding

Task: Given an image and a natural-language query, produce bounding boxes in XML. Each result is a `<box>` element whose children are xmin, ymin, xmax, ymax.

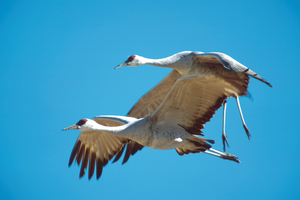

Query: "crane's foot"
<box><xmin>207</xmin><ymin>148</ymin><xmax>240</xmax><ymax>163</ymax></box>
<box><xmin>220</xmin><ymin>153</ymin><xmax>240</xmax><ymax>163</ymax></box>
<box><xmin>222</xmin><ymin>133</ymin><xmax>229</xmax><ymax>152</ymax></box>
<box><xmin>243</xmin><ymin>124</ymin><xmax>251</xmax><ymax>140</ymax></box>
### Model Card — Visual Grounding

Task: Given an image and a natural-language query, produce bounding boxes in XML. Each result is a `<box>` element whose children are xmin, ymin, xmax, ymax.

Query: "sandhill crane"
<box><xmin>115</xmin><ymin>51</ymin><xmax>272</xmax><ymax>151</ymax></box>
<box><xmin>63</xmin><ymin>75</ymin><xmax>240</xmax><ymax>179</ymax></box>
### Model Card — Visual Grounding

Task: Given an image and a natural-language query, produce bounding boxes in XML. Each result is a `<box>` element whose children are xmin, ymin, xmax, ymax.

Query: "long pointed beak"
<box><xmin>114</xmin><ymin>62</ymin><xmax>126</xmax><ymax>69</ymax></box>
<box><xmin>62</xmin><ymin>124</ymin><xmax>78</xmax><ymax>131</ymax></box>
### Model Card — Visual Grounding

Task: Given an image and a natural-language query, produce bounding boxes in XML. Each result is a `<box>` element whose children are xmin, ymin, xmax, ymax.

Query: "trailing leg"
<box><xmin>204</xmin><ymin>148</ymin><xmax>240</xmax><ymax>163</ymax></box>
<box><xmin>222</xmin><ymin>100</ymin><xmax>229</xmax><ymax>151</ymax></box>
<box><xmin>235</xmin><ymin>96</ymin><xmax>251</xmax><ymax>140</ymax></box>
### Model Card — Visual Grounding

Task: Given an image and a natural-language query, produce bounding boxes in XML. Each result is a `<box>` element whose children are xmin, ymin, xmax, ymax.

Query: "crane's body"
<box><xmin>64</xmin><ymin>75</ymin><xmax>240</xmax><ymax>179</ymax></box>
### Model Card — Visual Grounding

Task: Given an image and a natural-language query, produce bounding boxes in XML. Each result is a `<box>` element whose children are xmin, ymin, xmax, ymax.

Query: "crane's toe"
<box><xmin>222</xmin><ymin>133</ymin><xmax>230</xmax><ymax>152</ymax></box>
<box><xmin>221</xmin><ymin>153</ymin><xmax>240</xmax><ymax>163</ymax></box>
<box><xmin>243</xmin><ymin>124</ymin><xmax>251</xmax><ymax>140</ymax></box>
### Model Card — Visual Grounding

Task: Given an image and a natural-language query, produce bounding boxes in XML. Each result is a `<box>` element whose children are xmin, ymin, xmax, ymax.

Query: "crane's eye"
<box><xmin>126</xmin><ymin>55</ymin><xmax>136</xmax><ymax>63</ymax></box>
<box><xmin>76</xmin><ymin>119</ymin><xmax>87</xmax><ymax>126</ymax></box>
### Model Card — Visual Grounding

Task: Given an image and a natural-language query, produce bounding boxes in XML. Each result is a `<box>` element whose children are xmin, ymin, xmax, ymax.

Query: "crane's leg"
<box><xmin>235</xmin><ymin>96</ymin><xmax>251</xmax><ymax>140</ymax></box>
<box><xmin>204</xmin><ymin>148</ymin><xmax>240</xmax><ymax>163</ymax></box>
<box><xmin>222</xmin><ymin>100</ymin><xmax>229</xmax><ymax>151</ymax></box>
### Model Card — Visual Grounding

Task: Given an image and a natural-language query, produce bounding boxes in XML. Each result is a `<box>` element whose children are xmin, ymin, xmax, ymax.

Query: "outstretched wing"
<box><xmin>92</xmin><ymin>115</ymin><xmax>144</xmax><ymax>165</ymax></box>
<box><xmin>190</xmin><ymin>52</ymin><xmax>249</xmax><ymax>96</ymax></box>
<box><xmin>193</xmin><ymin>52</ymin><xmax>272</xmax><ymax>88</ymax></box>
<box><xmin>68</xmin><ymin>118</ymin><xmax>129</xmax><ymax>180</ymax></box>
<box><xmin>150</xmin><ymin>75</ymin><xmax>237</xmax><ymax>136</ymax></box>
<box><xmin>117</xmin><ymin>70</ymin><xmax>182</xmax><ymax>165</ymax></box>
<box><xmin>127</xmin><ymin>70</ymin><xmax>182</xmax><ymax>118</ymax></box>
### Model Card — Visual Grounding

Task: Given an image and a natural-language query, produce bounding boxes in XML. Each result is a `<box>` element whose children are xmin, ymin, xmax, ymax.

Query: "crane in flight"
<box><xmin>64</xmin><ymin>75</ymin><xmax>240</xmax><ymax>179</ymax></box>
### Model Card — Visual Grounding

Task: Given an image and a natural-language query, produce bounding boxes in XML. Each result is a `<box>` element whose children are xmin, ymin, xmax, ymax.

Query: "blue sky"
<box><xmin>1</xmin><ymin>0</ymin><xmax>299</xmax><ymax>199</ymax></box>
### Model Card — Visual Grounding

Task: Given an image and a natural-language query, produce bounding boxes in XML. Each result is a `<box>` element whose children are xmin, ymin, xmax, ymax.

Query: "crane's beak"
<box><xmin>114</xmin><ymin>62</ymin><xmax>126</xmax><ymax>69</ymax></box>
<box><xmin>62</xmin><ymin>124</ymin><xmax>79</xmax><ymax>131</ymax></box>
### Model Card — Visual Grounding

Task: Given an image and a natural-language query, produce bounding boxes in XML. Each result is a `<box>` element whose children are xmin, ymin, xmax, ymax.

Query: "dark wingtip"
<box><xmin>69</xmin><ymin>141</ymin><xmax>81</xmax><ymax>167</ymax></box>
<box><xmin>122</xmin><ymin>151</ymin><xmax>131</xmax><ymax>165</ymax></box>
<box><xmin>88</xmin><ymin>152</ymin><xmax>96</xmax><ymax>180</ymax></box>
<box><xmin>122</xmin><ymin>142</ymin><xmax>133</xmax><ymax>165</ymax></box>
<box><xmin>96</xmin><ymin>159</ymin><xmax>103</xmax><ymax>179</ymax></box>
<box><xmin>258</xmin><ymin>77</ymin><xmax>272</xmax><ymax>88</ymax></box>
<box><xmin>112</xmin><ymin>145</ymin><xmax>126</xmax><ymax>163</ymax></box>
<box><xmin>79</xmin><ymin>171</ymin><xmax>85</xmax><ymax>179</ymax></box>
<box><xmin>76</xmin><ymin>144</ymin><xmax>85</xmax><ymax>165</ymax></box>
<box><xmin>265</xmin><ymin>81</ymin><xmax>273</xmax><ymax>88</ymax></box>
<box><xmin>79</xmin><ymin>148</ymin><xmax>90</xmax><ymax>179</ymax></box>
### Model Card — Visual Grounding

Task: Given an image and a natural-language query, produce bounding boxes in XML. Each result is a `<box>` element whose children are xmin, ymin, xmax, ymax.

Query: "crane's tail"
<box><xmin>175</xmin><ymin>137</ymin><xmax>214</xmax><ymax>156</ymax></box>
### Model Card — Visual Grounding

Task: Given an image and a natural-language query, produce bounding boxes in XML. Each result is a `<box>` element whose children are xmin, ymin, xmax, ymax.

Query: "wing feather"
<box><xmin>96</xmin><ymin>159</ymin><xmax>103</xmax><ymax>179</ymax></box>
<box><xmin>175</xmin><ymin>137</ymin><xmax>215</xmax><ymax>156</ymax></box>
<box><xmin>88</xmin><ymin>152</ymin><xmax>96</xmax><ymax>179</ymax></box>
<box><xmin>127</xmin><ymin>70</ymin><xmax>182</xmax><ymax>118</ymax></box>
<box><xmin>80</xmin><ymin>147</ymin><xmax>89</xmax><ymax>178</ymax></box>
<box><xmin>112</xmin><ymin>145</ymin><xmax>126</xmax><ymax>163</ymax></box>
<box><xmin>68</xmin><ymin>118</ymin><xmax>130</xmax><ymax>179</ymax></box>
<box><xmin>150</xmin><ymin>75</ymin><xmax>236</xmax><ymax>135</ymax></box>
<box><xmin>192</xmin><ymin>52</ymin><xmax>250</xmax><ymax>96</ymax></box>
<box><xmin>76</xmin><ymin>144</ymin><xmax>85</xmax><ymax>165</ymax></box>
<box><xmin>69</xmin><ymin>140</ymin><xmax>81</xmax><ymax>167</ymax></box>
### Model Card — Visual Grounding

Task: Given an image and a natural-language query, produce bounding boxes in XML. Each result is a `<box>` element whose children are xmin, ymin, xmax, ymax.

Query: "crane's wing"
<box><xmin>193</xmin><ymin>52</ymin><xmax>272</xmax><ymax>88</ymax></box>
<box><xmin>190</xmin><ymin>52</ymin><xmax>249</xmax><ymax>96</ymax></box>
<box><xmin>92</xmin><ymin>115</ymin><xmax>144</xmax><ymax>165</ymax></box>
<box><xmin>68</xmin><ymin>118</ymin><xmax>129</xmax><ymax>180</ymax></box>
<box><xmin>127</xmin><ymin>70</ymin><xmax>182</xmax><ymax>118</ymax></box>
<box><xmin>116</xmin><ymin>70</ymin><xmax>182</xmax><ymax>165</ymax></box>
<box><xmin>150</xmin><ymin>75</ymin><xmax>237</xmax><ymax>135</ymax></box>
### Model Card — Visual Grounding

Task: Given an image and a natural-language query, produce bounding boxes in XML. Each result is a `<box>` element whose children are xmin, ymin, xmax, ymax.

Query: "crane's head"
<box><xmin>115</xmin><ymin>55</ymin><xmax>143</xmax><ymax>69</ymax></box>
<box><xmin>62</xmin><ymin>119</ymin><xmax>95</xmax><ymax>131</ymax></box>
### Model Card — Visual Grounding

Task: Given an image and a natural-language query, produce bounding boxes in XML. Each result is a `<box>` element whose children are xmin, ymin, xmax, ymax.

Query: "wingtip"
<box><xmin>260</xmin><ymin>78</ymin><xmax>273</xmax><ymax>88</ymax></box>
<box><xmin>267</xmin><ymin>82</ymin><xmax>273</xmax><ymax>88</ymax></box>
<box><xmin>262</xmin><ymin>79</ymin><xmax>273</xmax><ymax>88</ymax></box>
<box><xmin>79</xmin><ymin>171</ymin><xmax>85</xmax><ymax>179</ymax></box>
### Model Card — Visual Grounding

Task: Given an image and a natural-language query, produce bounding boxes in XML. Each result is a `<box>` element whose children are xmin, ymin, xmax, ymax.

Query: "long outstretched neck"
<box><xmin>91</xmin><ymin>123</ymin><xmax>129</xmax><ymax>136</ymax></box>
<box><xmin>90</xmin><ymin>120</ymin><xmax>145</xmax><ymax>142</ymax></box>
<box><xmin>141</xmin><ymin>55</ymin><xmax>182</xmax><ymax>69</ymax></box>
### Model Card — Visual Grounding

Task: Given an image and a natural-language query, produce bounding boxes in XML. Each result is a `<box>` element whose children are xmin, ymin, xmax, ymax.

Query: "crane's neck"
<box><xmin>142</xmin><ymin>57</ymin><xmax>176</xmax><ymax>68</ymax></box>
<box><xmin>89</xmin><ymin>123</ymin><xmax>129</xmax><ymax>135</ymax></box>
<box><xmin>139</xmin><ymin>53</ymin><xmax>191</xmax><ymax>75</ymax></box>
<box><xmin>86</xmin><ymin>118</ymin><xmax>151</xmax><ymax>146</ymax></box>
<box><xmin>87</xmin><ymin>118</ymin><xmax>147</xmax><ymax>142</ymax></box>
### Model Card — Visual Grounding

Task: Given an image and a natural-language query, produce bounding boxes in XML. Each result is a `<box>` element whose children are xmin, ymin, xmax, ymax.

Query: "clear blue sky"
<box><xmin>1</xmin><ymin>0</ymin><xmax>299</xmax><ymax>199</ymax></box>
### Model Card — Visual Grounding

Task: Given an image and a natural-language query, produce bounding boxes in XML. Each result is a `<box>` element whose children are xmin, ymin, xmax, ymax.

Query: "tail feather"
<box><xmin>175</xmin><ymin>137</ymin><xmax>214</xmax><ymax>156</ymax></box>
